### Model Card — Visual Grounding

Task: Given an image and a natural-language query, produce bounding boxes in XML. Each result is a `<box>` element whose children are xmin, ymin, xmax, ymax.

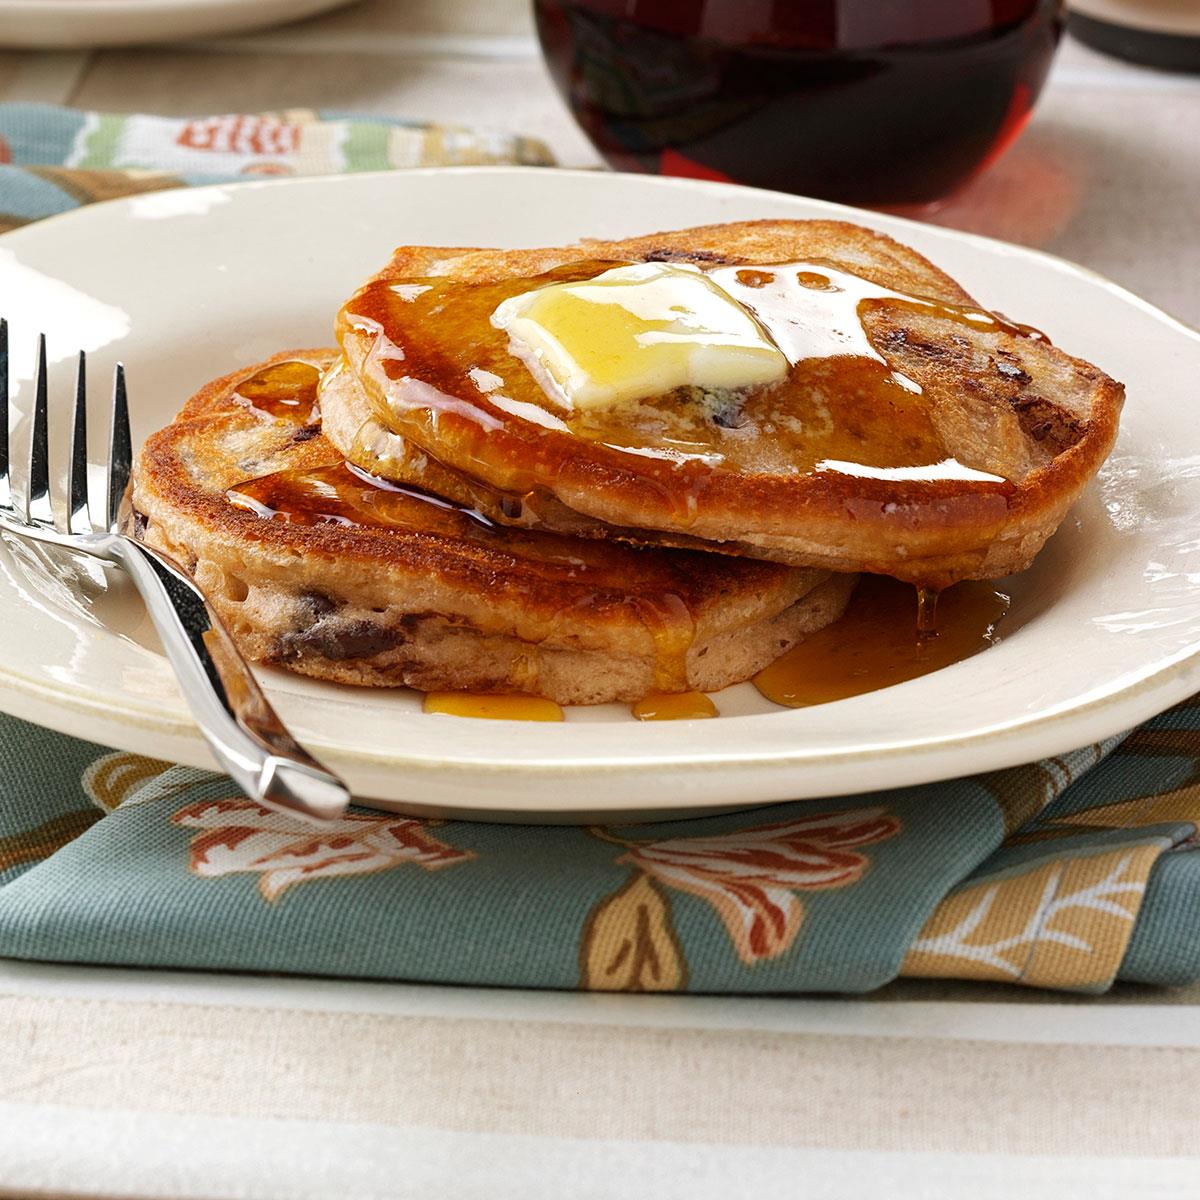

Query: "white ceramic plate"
<box><xmin>0</xmin><ymin>0</ymin><xmax>356</xmax><ymax>48</ymax></box>
<box><xmin>1</xmin><ymin>167</ymin><xmax>1198</xmax><ymax>821</ymax></box>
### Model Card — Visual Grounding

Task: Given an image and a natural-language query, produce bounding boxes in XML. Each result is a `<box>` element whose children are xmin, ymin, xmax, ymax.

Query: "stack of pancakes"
<box><xmin>132</xmin><ymin>220</ymin><xmax>1122</xmax><ymax>706</ymax></box>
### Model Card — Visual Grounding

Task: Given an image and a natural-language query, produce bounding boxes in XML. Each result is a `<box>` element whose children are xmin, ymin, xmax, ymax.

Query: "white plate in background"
<box><xmin>1</xmin><ymin>167</ymin><xmax>1198</xmax><ymax>820</ymax></box>
<box><xmin>0</xmin><ymin>0</ymin><xmax>356</xmax><ymax>48</ymax></box>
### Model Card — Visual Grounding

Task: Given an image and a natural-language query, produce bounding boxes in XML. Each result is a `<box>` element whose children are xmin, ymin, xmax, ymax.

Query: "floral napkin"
<box><xmin>1</xmin><ymin>103</ymin><xmax>1198</xmax><ymax>994</ymax></box>
<box><xmin>1</xmin><ymin>707</ymin><xmax>1198</xmax><ymax>992</ymax></box>
<box><xmin>0</xmin><ymin>102</ymin><xmax>553</xmax><ymax>232</ymax></box>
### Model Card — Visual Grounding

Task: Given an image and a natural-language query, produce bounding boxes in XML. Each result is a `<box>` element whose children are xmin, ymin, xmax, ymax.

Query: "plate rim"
<box><xmin>0</xmin><ymin>0</ymin><xmax>344</xmax><ymax>13</ymax></box>
<box><xmin>0</xmin><ymin>0</ymin><xmax>357</xmax><ymax>48</ymax></box>
<box><xmin>9</xmin><ymin>164</ymin><xmax>1199</xmax><ymax>340</ymax></box>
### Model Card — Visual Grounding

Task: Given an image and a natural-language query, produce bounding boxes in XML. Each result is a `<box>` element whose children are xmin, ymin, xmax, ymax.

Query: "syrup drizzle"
<box><xmin>632</xmin><ymin>691</ymin><xmax>718</xmax><ymax>720</ymax></box>
<box><xmin>423</xmin><ymin>692</ymin><xmax>564</xmax><ymax>721</ymax></box>
<box><xmin>233</xmin><ymin>360</ymin><xmax>321</xmax><ymax>423</ymax></box>
<box><xmin>228</xmin><ymin>459</ymin><xmax>498</xmax><ymax>533</ymax></box>
<box><xmin>227</xmin><ymin>460</ymin><xmax>711</xmax><ymax>696</ymax></box>
<box><xmin>343</xmin><ymin>256</ymin><xmax>1045</xmax><ymax>501</ymax></box>
<box><xmin>227</xmin><ymin>355</ymin><xmax>1013</xmax><ymax>722</ymax></box>
<box><xmin>915</xmin><ymin>585</ymin><xmax>940</xmax><ymax>636</ymax></box>
<box><xmin>753</xmin><ymin>575</ymin><xmax>1009</xmax><ymax>709</ymax></box>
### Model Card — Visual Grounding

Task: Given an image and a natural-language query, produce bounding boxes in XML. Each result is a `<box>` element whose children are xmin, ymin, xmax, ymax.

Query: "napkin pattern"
<box><xmin>1</xmin><ymin>102</ymin><xmax>1197</xmax><ymax>993</ymax></box>
<box><xmin>0</xmin><ymin>702</ymin><xmax>1196</xmax><ymax>993</ymax></box>
<box><xmin>0</xmin><ymin>102</ymin><xmax>553</xmax><ymax>233</ymax></box>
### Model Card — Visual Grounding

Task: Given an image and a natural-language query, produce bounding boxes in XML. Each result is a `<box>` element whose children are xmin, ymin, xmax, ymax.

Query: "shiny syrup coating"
<box><xmin>632</xmin><ymin>691</ymin><xmax>718</xmax><ymax>720</ymax></box>
<box><xmin>753</xmin><ymin>575</ymin><xmax>1010</xmax><ymax>708</ymax></box>
<box><xmin>221</xmin><ymin>342</ymin><xmax>834</xmax><ymax>701</ymax></box>
<box><xmin>223</xmin><ymin>359</ymin><xmax>1011</xmax><ymax>718</ymax></box>
<box><xmin>227</xmin><ymin>459</ymin><xmax>705</xmax><ymax>692</ymax></box>
<box><xmin>232</xmin><ymin>359</ymin><xmax>323</xmax><ymax>423</ymax></box>
<box><xmin>342</xmin><ymin>258</ymin><xmax>1036</xmax><ymax>513</ymax></box>
<box><xmin>424</xmin><ymin>692</ymin><xmax>565</xmax><ymax>721</ymax></box>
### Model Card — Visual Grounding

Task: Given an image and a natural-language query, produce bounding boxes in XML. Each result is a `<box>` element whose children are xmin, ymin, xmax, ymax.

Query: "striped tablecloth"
<box><xmin>1</xmin><ymin>959</ymin><xmax>1198</xmax><ymax>1199</ymax></box>
<box><xmin>1</xmin><ymin>3</ymin><xmax>1198</xmax><ymax>1197</ymax></box>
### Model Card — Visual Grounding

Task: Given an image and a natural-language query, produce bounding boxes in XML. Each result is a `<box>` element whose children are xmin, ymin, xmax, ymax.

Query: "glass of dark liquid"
<box><xmin>534</xmin><ymin>0</ymin><xmax>1064</xmax><ymax>207</ymax></box>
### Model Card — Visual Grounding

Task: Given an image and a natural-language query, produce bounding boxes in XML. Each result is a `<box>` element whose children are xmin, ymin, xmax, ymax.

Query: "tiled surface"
<box><xmin>0</xmin><ymin>958</ymin><xmax>1198</xmax><ymax>1200</ymax></box>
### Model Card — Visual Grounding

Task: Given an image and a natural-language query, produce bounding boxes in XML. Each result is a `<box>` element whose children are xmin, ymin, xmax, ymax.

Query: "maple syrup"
<box><xmin>232</xmin><ymin>360</ymin><xmax>321</xmax><ymax>423</ymax></box>
<box><xmin>228</xmin><ymin>459</ymin><xmax>496</xmax><ymax>534</ymax></box>
<box><xmin>632</xmin><ymin>691</ymin><xmax>717</xmax><ymax>720</ymax></box>
<box><xmin>915</xmin><ymin>586</ymin><xmax>941</xmax><ymax>637</ymax></box>
<box><xmin>227</xmin><ymin>460</ymin><xmax>720</xmax><ymax>694</ymax></box>
<box><xmin>423</xmin><ymin>692</ymin><xmax>564</xmax><ymax>721</ymax></box>
<box><xmin>344</xmin><ymin>258</ymin><xmax>1034</xmax><ymax>523</ymax></box>
<box><xmin>753</xmin><ymin>575</ymin><xmax>1009</xmax><ymax>708</ymax></box>
<box><xmin>227</xmin><ymin>350</ymin><xmax>1012</xmax><ymax>721</ymax></box>
<box><xmin>534</xmin><ymin>0</ymin><xmax>1061</xmax><ymax>206</ymax></box>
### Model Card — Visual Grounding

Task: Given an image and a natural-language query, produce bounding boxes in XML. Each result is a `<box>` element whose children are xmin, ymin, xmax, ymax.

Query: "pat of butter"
<box><xmin>491</xmin><ymin>262</ymin><xmax>788</xmax><ymax>409</ymax></box>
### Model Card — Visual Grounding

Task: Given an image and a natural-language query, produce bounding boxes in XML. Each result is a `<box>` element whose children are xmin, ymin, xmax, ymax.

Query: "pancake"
<box><xmin>331</xmin><ymin>219</ymin><xmax>1124</xmax><ymax>589</ymax></box>
<box><xmin>319</xmin><ymin>354</ymin><xmax>756</xmax><ymax>556</ymax></box>
<box><xmin>131</xmin><ymin>350</ymin><xmax>857</xmax><ymax>706</ymax></box>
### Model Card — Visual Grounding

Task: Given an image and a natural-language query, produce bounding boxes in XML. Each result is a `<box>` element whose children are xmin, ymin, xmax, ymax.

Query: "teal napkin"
<box><xmin>1</xmin><ymin>707</ymin><xmax>1198</xmax><ymax>992</ymax></box>
<box><xmin>1</xmin><ymin>103</ymin><xmax>1197</xmax><ymax>993</ymax></box>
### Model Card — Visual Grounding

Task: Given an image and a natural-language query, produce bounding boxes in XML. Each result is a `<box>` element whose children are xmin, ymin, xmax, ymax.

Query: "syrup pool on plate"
<box><xmin>753</xmin><ymin>575</ymin><xmax>1011</xmax><ymax>708</ymax></box>
<box><xmin>423</xmin><ymin>693</ymin><xmax>565</xmax><ymax>721</ymax></box>
<box><xmin>223</xmin><ymin>352</ymin><xmax>1013</xmax><ymax>721</ymax></box>
<box><xmin>632</xmin><ymin>691</ymin><xmax>718</xmax><ymax>721</ymax></box>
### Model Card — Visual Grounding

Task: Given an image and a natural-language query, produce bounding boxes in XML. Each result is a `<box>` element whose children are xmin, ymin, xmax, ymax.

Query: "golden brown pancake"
<box><xmin>331</xmin><ymin>219</ymin><xmax>1124</xmax><ymax>589</ymax></box>
<box><xmin>131</xmin><ymin>350</ymin><xmax>857</xmax><ymax>705</ymax></box>
<box><xmin>320</xmin><ymin>355</ymin><xmax>761</xmax><ymax>557</ymax></box>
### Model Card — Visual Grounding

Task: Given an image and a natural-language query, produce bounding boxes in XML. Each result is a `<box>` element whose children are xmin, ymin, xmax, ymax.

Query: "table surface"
<box><xmin>1</xmin><ymin>4</ymin><xmax>1199</xmax><ymax>1198</ymax></box>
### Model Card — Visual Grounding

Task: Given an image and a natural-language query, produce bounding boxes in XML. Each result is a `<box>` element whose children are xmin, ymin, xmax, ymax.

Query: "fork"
<box><xmin>0</xmin><ymin>320</ymin><xmax>351</xmax><ymax>824</ymax></box>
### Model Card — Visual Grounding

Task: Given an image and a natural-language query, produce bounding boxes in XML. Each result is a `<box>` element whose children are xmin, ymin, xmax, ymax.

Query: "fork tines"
<box><xmin>107</xmin><ymin>363</ymin><xmax>130</xmax><ymax>533</ymax></box>
<box><xmin>27</xmin><ymin>333</ymin><xmax>52</xmax><ymax>526</ymax></box>
<box><xmin>0</xmin><ymin>322</ymin><xmax>129</xmax><ymax>535</ymax></box>
<box><xmin>67</xmin><ymin>351</ymin><xmax>90</xmax><ymax>535</ymax></box>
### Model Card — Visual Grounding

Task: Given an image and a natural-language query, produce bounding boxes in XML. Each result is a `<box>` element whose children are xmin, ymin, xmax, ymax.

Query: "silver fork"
<box><xmin>0</xmin><ymin>320</ymin><xmax>351</xmax><ymax>824</ymax></box>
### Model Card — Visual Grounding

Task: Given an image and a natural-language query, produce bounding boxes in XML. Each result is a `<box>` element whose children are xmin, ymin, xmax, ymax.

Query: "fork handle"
<box><xmin>112</xmin><ymin>535</ymin><xmax>351</xmax><ymax>824</ymax></box>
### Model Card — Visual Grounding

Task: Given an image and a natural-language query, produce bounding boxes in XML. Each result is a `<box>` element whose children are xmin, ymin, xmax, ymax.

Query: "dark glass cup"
<box><xmin>534</xmin><ymin>0</ymin><xmax>1064</xmax><ymax>207</ymax></box>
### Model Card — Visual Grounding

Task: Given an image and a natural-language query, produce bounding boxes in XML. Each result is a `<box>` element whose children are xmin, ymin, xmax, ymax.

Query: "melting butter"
<box><xmin>490</xmin><ymin>261</ymin><xmax>788</xmax><ymax>410</ymax></box>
